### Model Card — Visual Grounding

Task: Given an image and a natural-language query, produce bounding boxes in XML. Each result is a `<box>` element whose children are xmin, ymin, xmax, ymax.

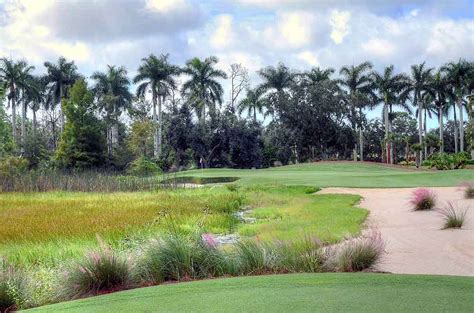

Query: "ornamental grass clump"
<box><xmin>60</xmin><ymin>238</ymin><xmax>136</xmax><ymax>300</ymax></box>
<box><xmin>460</xmin><ymin>182</ymin><xmax>474</xmax><ymax>199</ymax></box>
<box><xmin>410</xmin><ymin>188</ymin><xmax>437</xmax><ymax>211</ymax></box>
<box><xmin>0</xmin><ymin>259</ymin><xmax>30</xmax><ymax>312</ymax></box>
<box><xmin>272</xmin><ymin>236</ymin><xmax>324</xmax><ymax>273</ymax></box>
<box><xmin>439</xmin><ymin>202</ymin><xmax>467</xmax><ymax>229</ymax></box>
<box><xmin>325</xmin><ymin>231</ymin><xmax>385</xmax><ymax>272</ymax></box>
<box><xmin>235</xmin><ymin>240</ymin><xmax>277</xmax><ymax>275</ymax></box>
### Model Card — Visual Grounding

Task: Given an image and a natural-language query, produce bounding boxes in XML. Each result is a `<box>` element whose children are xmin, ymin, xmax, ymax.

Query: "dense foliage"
<box><xmin>0</xmin><ymin>56</ymin><xmax>473</xmax><ymax>172</ymax></box>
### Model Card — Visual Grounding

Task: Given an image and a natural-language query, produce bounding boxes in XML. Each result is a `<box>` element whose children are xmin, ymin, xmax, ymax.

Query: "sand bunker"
<box><xmin>319</xmin><ymin>187</ymin><xmax>474</xmax><ymax>276</ymax></box>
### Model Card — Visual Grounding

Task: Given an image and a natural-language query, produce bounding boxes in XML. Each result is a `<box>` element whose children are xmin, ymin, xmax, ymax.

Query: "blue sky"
<box><xmin>1</xmin><ymin>0</ymin><xmax>473</xmax><ymax>127</ymax></box>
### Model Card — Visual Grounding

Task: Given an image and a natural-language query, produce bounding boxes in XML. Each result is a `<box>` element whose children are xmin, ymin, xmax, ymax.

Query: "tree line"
<box><xmin>0</xmin><ymin>55</ymin><xmax>473</xmax><ymax>172</ymax></box>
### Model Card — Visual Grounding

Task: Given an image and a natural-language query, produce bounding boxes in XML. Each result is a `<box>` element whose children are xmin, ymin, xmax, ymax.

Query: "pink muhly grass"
<box><xmin>410</xmin><ymin>188</ymin><xmax>437</xmax><ymax>211</ymax></box>
<box><xmin>202</xmin><ymin>233</ymin><xmax>217</xmax><ymax>248</ymax></box>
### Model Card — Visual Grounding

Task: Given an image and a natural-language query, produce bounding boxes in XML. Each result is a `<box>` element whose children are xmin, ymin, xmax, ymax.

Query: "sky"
<box><xmin>1</xmin><ymin>0</ymin><xmax>474</xmax><ymax>125</ymax></box>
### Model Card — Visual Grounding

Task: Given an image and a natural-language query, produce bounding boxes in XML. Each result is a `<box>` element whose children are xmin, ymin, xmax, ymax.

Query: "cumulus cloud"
<box><xmin>329</xmin><ymin>10</ymin><xmax>351</xmax><ymax>44</ymax></box>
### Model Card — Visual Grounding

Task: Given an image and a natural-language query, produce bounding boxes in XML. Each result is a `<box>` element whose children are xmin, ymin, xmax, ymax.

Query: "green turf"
<box><xmin>27</xmin><ymin>273</ymin><xmax>474</xmax><ymax>313</ymax></box>
<box><xmin>180</xmin><ymin>162</ymin><xmax>473</xmax><ymax>187</ymax></box>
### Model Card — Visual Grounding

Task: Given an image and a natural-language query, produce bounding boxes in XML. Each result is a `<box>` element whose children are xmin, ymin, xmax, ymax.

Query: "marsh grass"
<box><xmin>0</xmin><ymin>259</ymin><xmax>30</xmax><ymax>312</ymax></box>
<box><xmin>439</xmin><ymin>202</ymin><xmax>467</xmax><ymax>229</ymax></box>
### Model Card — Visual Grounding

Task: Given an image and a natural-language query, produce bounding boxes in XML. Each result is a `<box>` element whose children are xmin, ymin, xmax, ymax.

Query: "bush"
<box><xmin>127</xmin><ymin>156</ymin><xmax>161</xmax><ymax>176</ymax></box>
<box><xmin>137</xmin><ymin>233</ymin><xmax>233</xmax><ymax>283</ymax></box>
<box><xmin>410</xmin><ymin>188</ymin><xmax>437</xmax><ymax>211</ymax></box>
<box><xmin>325</xmin><ymin>231</ymin><xmax>384</xmax><ymax>272</ymax></box>
<box><xmin>439</xmin><ymin>202</ymin><xmax>467</xmax><ymax>229</ymax></box>
<box><xmin>0</xmin><ymin>156</ymin><xmax>28</xmax><ymax>177</ymax></box>
<box><xmin>60</xmin><ymin>238</ymin><xmax>135</xmax><ymax>299</ymax></box>
<box><xmin>0</xmin><ymin>260</ymin><xmax>30</xmax><ymax>312</ymax></box>
<box><xmin>461</xmin><ymin>182</ymin><xmax>474</xmax><ymax>199</ymax></box>
<box><xmin>428</xmin><ymin>152</ymin><xmax>469</xmax><ymax>170</ymax></box>
<box><xmin>399</xmin><ymin>160</ymin><xmax>415</xmax><ymax>167</ymax></box>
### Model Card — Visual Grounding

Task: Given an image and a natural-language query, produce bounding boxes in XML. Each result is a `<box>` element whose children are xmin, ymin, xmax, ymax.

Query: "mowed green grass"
<box><xmin>181</xmin><ymin>162</ymin><xmax>473</xmax><ymax>187</ymax></box>
<box><xmin>27</xmin><ymin>273</ymin><xmax>474</xmax><ymax>313</ymax></box>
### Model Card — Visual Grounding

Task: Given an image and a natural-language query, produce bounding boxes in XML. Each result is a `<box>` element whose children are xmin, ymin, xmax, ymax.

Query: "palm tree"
<box><xmin>0</xmin><ymin>58</ymin><xmax>35</xmax><ymax>152</ymax></box>
<box><xmin>371</xmin><ymin>65</ymin><xmax>410</xmax><ymax>163</ymax></box>
<box><xmin>407</xmin><ymin>62</ymin><xmax>434</xmax><ymax>161</ymax></box>
<box><xmin>22</xmin><ymin>75</ymin><xmax>44</xmax><ymax>141</ymax></box>
<box><xmin>442</xmin><ymin>59</ymin><xmax>470</xmax><ymax>153</ymax></box>
<box><xmin>134</xmin><ymin>54</ymin><xmax>180</xmax><ymax>158</ymax></box>
<box><xmin>238</xmin><ymin>88</ymin><xmax>267</xmax><ymax>122</ymax></box>
<box><xmin>339</xmin><ymin>61</ymin><xmax>374</xmax><ymax>162</ymax></box>
<box><xmin>258</xmin><ymin>63</ymin><xmax>294</xmax><ymax>116</ymax></box>
<box><xmin>92</xmin><ymin>65</ymin><xmax>132</xmax><ymax>154</ymax></box>
<box><xmin>182</xmin><ymin>56</ymin><xmax>227</xmax><ymax>123</ymax></box>
<box><xmin>43</xmin><ymin>56</ymin><xmax>80</xmax><ymax>133</ymax></box>
<box><xmin>304</xmin><ymin>67</ymin><xmax>335</xmax><ymax>84</ymax></box>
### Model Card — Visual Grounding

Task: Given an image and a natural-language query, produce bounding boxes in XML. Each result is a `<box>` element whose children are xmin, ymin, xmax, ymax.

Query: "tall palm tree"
<box><xmin>43</xmin><ymin>56</ymin><xmax>80</xmax><ymax>133</ymax></box>
<box><xmin>134</xmin><ymin>54</ymin><xmax>180</xmax><ymax>158</ymax></box>
<box><xmin>371</xmin><ymin>65</ymin><xmax>410</xmax><ymax>163</ymax></box>
<box><xmin>182</xmin><ymin>56</ymin><xmax>227</xmax><ymax>123</ymax></box>
<box><xmin>442</xmin><ymin>59</ymin><xmax>470</xmax><ymax>153</ymax></box>
<box><xmin>238</xmin><ymin>88</ymin><xmax>267</xmax><ymax>122</ymax></box>
<box><xmin>21</xmin><ymin>75</ymin><xmax>44</xmax><ymax>142</ymax></box>
<box><xmin>408</xmin><ymin>62</ymin><xmax>434</xmax><ymax>161</ymax></box>
<box><xmin>339</xmin><ymin>61</ymin><xmax>374</xmax><ymax>162</ymax></box>
<box><xmin>258</xmin><ymin>62</ymin><xmax>294</xmax><ymax>116</ymax></box>
<box><xmin>0</xmin><ymin>58</ymin><xmax>34</xmax><ymax>152</ymax></box>
<box><xmin>424</xmin><ymin>71</ymin><xmax>452</xmax><ymax>153</ymax></box>
<box><xmin>92</xmin><ymin>65</ymin><xmax>132</xmax><ymax>154</ymax></box>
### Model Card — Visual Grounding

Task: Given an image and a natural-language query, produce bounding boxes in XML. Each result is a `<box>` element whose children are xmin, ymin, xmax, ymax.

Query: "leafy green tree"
<box><xmin>0</xmin><ymin>86</ymin><xmax>13</xmax><ymax>157</ymax></box>
<box><xmin>92</xmin><ymin>65</ymin><xmax>132</xmax><ymax>155</ymax></box>
<box><xmin>55</xmin><ymin>80</ymin><xmax>106</xmax><ymax>168</ymax></box>
<box><xmin>44</xmin><ymin>56</ymin><xmax>81</xmax><ymax>134</ymax></box>
<box><xmin>339</xmin><ymin>61</ymin><xmax>374</xmax><ymax>161</ymax></box>
<box><xmin>182</xmin><ymin>56</ymin><xmax>227</xmax><ymax>122</ymax></box>
<box><xmin>134</xmin><ymin>54</ymin><xmax>180</xmax><ymax>158</ymax></box>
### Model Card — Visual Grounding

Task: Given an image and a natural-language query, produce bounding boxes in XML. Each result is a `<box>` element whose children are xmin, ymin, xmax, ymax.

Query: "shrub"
<box><xmin>410</xmin><ymin>188</ymin><xmax>437</xmax><ymax>211</ymax></box>
<box><xmin>399</xmin><ymin>160</ymin><xmax>415</xmax><ymax>167</ymax></box>
<box><xmin>325</xmin><ymin>231</ymin><xmax>384</xmax><ymax>272</ymax></box>
<box><xmin>127</xmin><ymin>156</ymin><xmax>161</xmax><ymax>176</ymax></box>
<box><xmin>439</xmin><ymin>202</ymin><xmax>467</xmax><ymax>229</ymax></box>
<box><xmin>60</xmin><ymin>239</ymin><xmax>135</xmax><ymax>300</ymax></box>
<box><xmin>428</xmin><ymin>152</ymin><xmax>469</xmax><ymax>170</ymax></box>
<box><xmin>0</xmin><ymin>156</ymin><xmax>28</xmax><ymax>177</ymax></box>
<box><xmin>461</xmin><ymin>182</ymin><xmax>474</xmax><ymax>199</ymax></box>
<box><xmin>0</xmin><ymin>260</ymin><xmax>30</xmax><ymax>312</ymax></box>
<box><xmin>137</xmin><ymin>233</ymin><xmax>233</xmax><ymax>283</ymax></box>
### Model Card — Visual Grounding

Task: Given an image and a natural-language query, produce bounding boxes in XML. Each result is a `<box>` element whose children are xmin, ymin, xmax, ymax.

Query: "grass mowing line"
<box><xmin>26</xmin><ymin>273</ymin><xmax>474</xmax><ymax>313</ymax></box>
<box><xmin>178</xmin><ymin>162</ymin><xmax>473</xmax><ymax>187</ymax></box>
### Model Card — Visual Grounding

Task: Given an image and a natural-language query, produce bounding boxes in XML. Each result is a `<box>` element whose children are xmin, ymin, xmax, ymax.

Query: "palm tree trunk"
<box><xmin>389</xmin><ymin>105</ymin><xmax>394</xmax><ymax>164</ymax></box>
<box><xmin>417</xmin><ymin>94</ymin><xmax>423</xmax><ymax>161</ymax></box>
<box><xmin>11</xmin><ymin>91</ymin><xmax>17</xmax><ymax>147</ymax></box>
<box><xmin>59</xmin><ymin>83</ymin><xmax>65</xmax><ymax>133</ymax></box>
<box><xmin>359</xmin><ymin>126</ymin><xmax>364</xmax><ymax>162</ymax></box>
<box><xmin>152</xmin><ymin>90</ymin><xmax>159</xmax><ymax>159</ymax></box>
<box><xmin>112</xmin><ymin>102</ymin><xmax>119</xmax><ymax>152</ymax></box>
<box><xmin>438</xmin><ymin>106</ymin><xmax>444</xmax><ymax>153</ymax></box>
<box><xmin>21</xmin><ymin>96</ymin><xmax>26</xmax><ymax>154</ymax></box>
<box><xmin>453</xmin><ymin>104</ymin><xmax>458</xmax><ymax>153</ymax></box>
<box><xmin>157</xmin><ymin>94</ymin><xmax>163</xmax><ymax>158</ymax></box>
<box><xmin>254</xmin><ymin>107</ymin><xmax>257</xmax><ymax>122</ymax></box>
<box><xmin>384</xmin><ymin>103</ymin><xmax>389</xmax><ymax>164</ymax></box>
<box><xmin>424</xmin><ymin>109</ymin><xmax>428</xmax><ymax>159</ymax></box>
<box><xmin>32</xmin><ymin>108</ymin><xmax>37</xmax><ymax>138</ymax></box>
<box><xmin>469</xmin><ymin>97</ymin><xmax>474</xmax><ymax>159</ymax></box>
<box><xmin>458</xmin><ymin>99</ymin><xmax>464</xmax><ymax>152</ymax></box>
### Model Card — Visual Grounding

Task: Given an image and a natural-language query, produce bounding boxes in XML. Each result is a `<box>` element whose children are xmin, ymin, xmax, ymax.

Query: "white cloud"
<box><xmin>297</xmin><ymin>51</ymin><xmax>320</xmax><ymax>66</ymax></box>
<box><xmin>211</xmin><ymin>15</ymin><xmax>235</xmax><ymax>49</ymax></box>
<box><xmin>279</xmin><ymin>12</ymin><xmax>313</xmax><ymax>48</ymax></box>
<box><xmin>362</xmin><ymin>38</ymin><xmax>396</xmax><ymax>58</ymax></box>
<box><xmin>329</xmin><ymin>10</ymin><xmax>351</xmax><ymax>44</ymax></box>
<box><xmin>146</xmin><ymin>0</ymin><xmax>188</xmax><ymax>12</ymax></box>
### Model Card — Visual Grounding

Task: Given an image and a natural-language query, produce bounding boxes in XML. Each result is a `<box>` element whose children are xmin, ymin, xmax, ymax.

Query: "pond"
<box><xmin>161</xmin><ymin>176</ymin><xmax>240</xmax><ymax>185</ymax></box>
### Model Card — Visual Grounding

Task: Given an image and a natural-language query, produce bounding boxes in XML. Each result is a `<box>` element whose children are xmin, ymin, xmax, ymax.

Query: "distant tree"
<box><xmin>44</xmin><ymin>56</ymin><xmax>81</xmax><ymax>134</ymax></box>
<box><xmin>167</xmin><ymin>103</ymin><xmax>194</xmax><ymax>167</ymax></box>
<box><xmin>238</xmin><ymin>88</ymin><xmax>267</xmax><ymax>122</ymax></box>
<box><xmin>182</xmin><ymin>56</ymin><xmax>227</xmax><ymax>122</ymax></box>
<box><xmin>304</xmin><ymin>67</ymin><xmax>335</xmax><ymax>84</ymax></box>
<box><xmin>92</xmin><ymin>65</ymin><xmax>132</xmax><ymax>155</ymax></box>
<box><xmin>228</xmin><ymin>63</ymin><xmax>249</xmax><ymax>112</ymax></box>
<box><xmin>0</xmin><ymin>87</ymin><xmax>13</xmax><ymax>157</ymax></box>
<box><xmin>55</xmin><ymin>80</ymin><xmax>106</xmax><ymax>168</ymax></box>
<box><xmin>371</xmin><ymin>65</ymin><xmax>410</xmax><ymax>163</ymax></box>
<box><xmin>442</xmin><ymin>59</ymin><xmax>470</xmax><ymax>153</ymax></box>
<box><xmin>258</xmin><ymin>62</ymin><xmax>294</xmax><ymax>116</ymax></box>
<box><xmin>134</xmin><ymin>54</ymin><xmax>180</xmax><ymax>158</ymax></box>
<box><xmin>128</xmin><ymin>120</ymin><xmax>154</xmax><ymax>158</ymax></box>
<box><xmin>408</xmin><ymin>62</ymin><xmax>434</xmax><ymax>161</ymax></box>
<box><xmin>339</xmin><ymin>61</ymin><xmax>374</xmax><ymax>161</ymax></box>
